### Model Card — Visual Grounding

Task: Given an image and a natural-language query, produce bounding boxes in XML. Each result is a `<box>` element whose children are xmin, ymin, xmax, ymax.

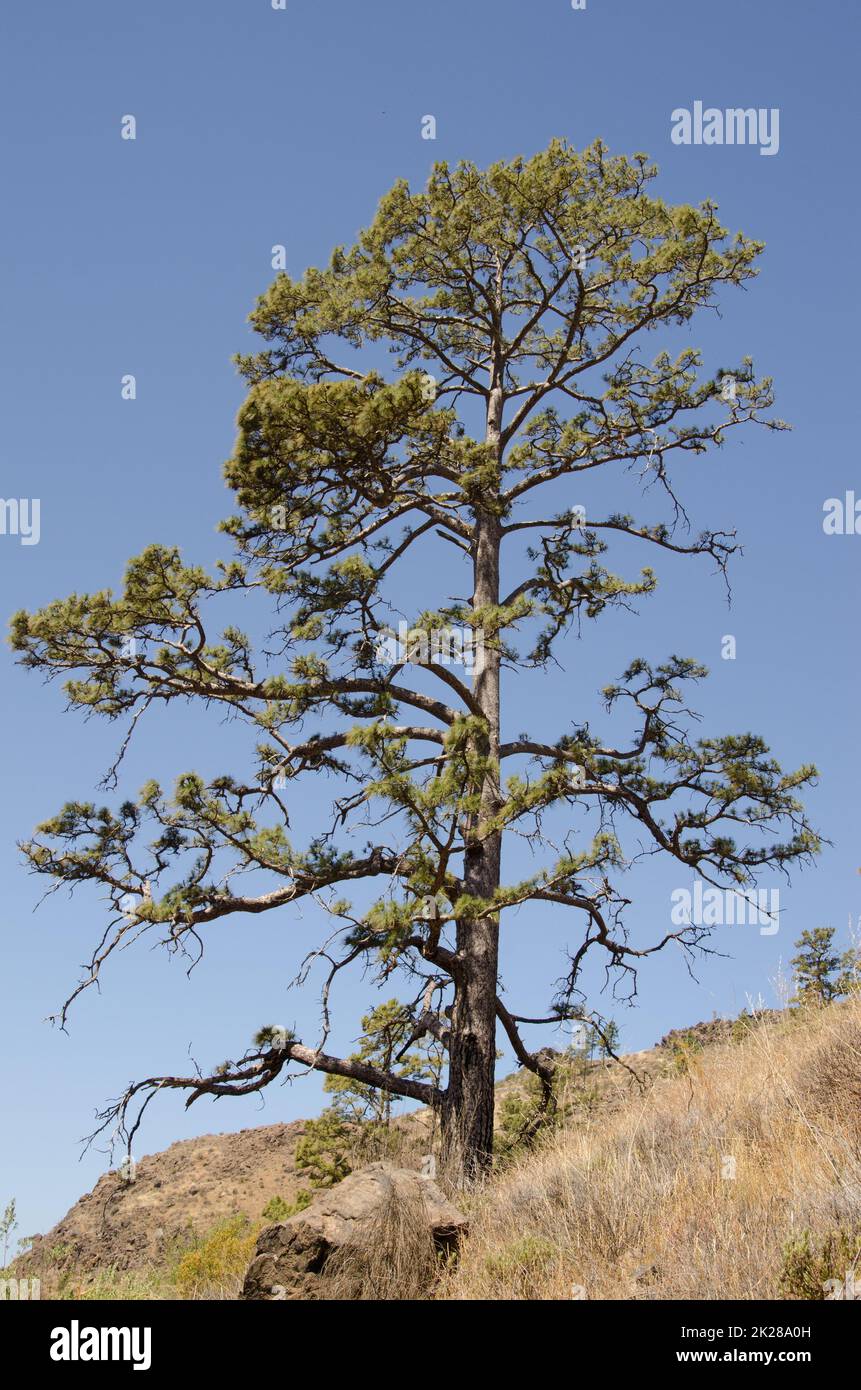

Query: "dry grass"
<box><xmin>16</xmin><ymin>1217</ymin><xmax>266</xmax><ymax>1302</ymax></box>
<box><xmin>437</xmin><ymin>998</ymin><xmax>861</xmax><ymax>1300</ymax></box>
<box><xmin>320</xmin><ymin>1186</ymin><xmax>444</xmax><ymax>1301</ymax></box>
<box><xmin>19</xmin><ymin>1001</ymin><xmax>861</xmax><ymax>1300</ymax></box>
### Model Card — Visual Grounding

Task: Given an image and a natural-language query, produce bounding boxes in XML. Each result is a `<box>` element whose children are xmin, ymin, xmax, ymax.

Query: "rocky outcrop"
<box><xmin>240</xmin><ymin>1162</ymin><xmax>467</xmax><ymax>1300</ymax></box>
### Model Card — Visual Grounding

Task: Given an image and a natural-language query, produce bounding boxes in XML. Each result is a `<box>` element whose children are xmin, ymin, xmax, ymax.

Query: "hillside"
<box><xmin>14</xmin><ymin>1122</ymin><xmax>309</xmax><ymax>1284</ymax></box>
<box><xmin>10</xmin><ymin>1000</ymin><xmax>861</xmax><ymax>1300</ymax></box>
<box><xmin>442</xmin><ymin>999</ymin><xmax>861</xmax><ymax>1300</ymax></box>
<box><xmin>11</xmin><ymin>1021</ymin><xmax>685</xmax><ymax>1287</ymax></box>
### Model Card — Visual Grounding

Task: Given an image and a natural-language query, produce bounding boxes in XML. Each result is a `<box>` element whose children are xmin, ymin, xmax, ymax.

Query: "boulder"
<box><xmin>240</xmin><ymin>1162</ymin><xmax>467</xmax><ymax>1300</ymax></box>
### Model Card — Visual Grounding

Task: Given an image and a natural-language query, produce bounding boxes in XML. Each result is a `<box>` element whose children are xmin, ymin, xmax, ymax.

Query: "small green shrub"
<box><xmin>778</xmin><ymin>1227</ymin><xmax>861</xmax><ymax>1300</ymax></box>
<box><xmin>669</xmin><ymin>1032</ymin><xmax>704</xmax><ymax>1074</ymax></box>
<box><xmin>483</xmin><ymin>1235</ymin><xmax>559</xmax><ymax>1298</ymax></box>
<box><xmin>496</xmin><ymin>1087</ymin><xmax>556</xmax><ymax>1161</ymax></box>
<box><xmin>731</xmin><ymin>1011</ymin><xmax>757</xmax><ymax>1044</ymax></box>
<box><xmin>261</xmin><ymin>1190</ymin><xmax>311</xmax><ymax>1222</ymax></box>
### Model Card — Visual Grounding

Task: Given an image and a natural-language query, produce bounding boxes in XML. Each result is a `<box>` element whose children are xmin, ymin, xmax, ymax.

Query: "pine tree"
<box><xmin>11</xmin><ymin>140</ymin><xmax>820</xmax><ymax>1181</ymax></box>
<box><xmin>323</xmin><ymin>998</ymin><xmax>443</xmax><ymax>1126</ymax></box>
<box><xmin>791</xmin><ymin>927</ymin><xmax>861</xmax><ymax>1006</ymax></box>
<box><xmin>593</xmin><ymin>1019</ymin><xmax>619</xmax><ymax>1060</ymax></box>
<box><xmin>294</xmin><ymin>1110</ymin><xmax>353</xmax><ymax>1190</ymax></box>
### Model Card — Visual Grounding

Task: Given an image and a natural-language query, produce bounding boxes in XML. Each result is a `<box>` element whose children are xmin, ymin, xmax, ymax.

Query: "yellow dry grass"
<box><xmin>438</xmin><ymin>999</ymin><xmax>861</xmax><ymax>1300</ymax></box>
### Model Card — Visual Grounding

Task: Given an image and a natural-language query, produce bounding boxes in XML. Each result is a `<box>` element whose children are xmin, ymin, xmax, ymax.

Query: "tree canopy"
<box><xmin>11</xmin><ymin>139</ymin><xmax>819</xmax><ymax>1178</ymax></box>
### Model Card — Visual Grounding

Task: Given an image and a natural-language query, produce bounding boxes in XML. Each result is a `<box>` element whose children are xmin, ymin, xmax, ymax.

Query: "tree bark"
<box><xmin>441</xmin><ymin>377</ymin><xmax>504</xmax><ymax>1180</ymax></box>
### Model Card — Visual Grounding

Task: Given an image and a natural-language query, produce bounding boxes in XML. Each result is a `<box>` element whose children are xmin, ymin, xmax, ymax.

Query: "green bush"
<box><xmin>778</xmin><ymin>1227</ymin><xmax>861</xmax><ymax>1300</ymax></box>
<box><xmin>496</xmin><ymin>1086</ymin><xmax>556</xmax><ymax>1161</ymax></box>
<box><xmin>668</xmin><ymin>1031</ymin><xmax>704</xmax><ymax>1074</ymax></box>
<box><xmin>483</xmin><ymin>1236</ymin><xmax>559</xmax><ymax>1298</ymax></box>
<box><xmin>261</xmin><ymin>1190</ymin><xmax>311</xmax><ymax>1222</ymax></box>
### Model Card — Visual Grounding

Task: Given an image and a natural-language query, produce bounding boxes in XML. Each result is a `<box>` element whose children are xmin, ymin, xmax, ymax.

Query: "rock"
<box><xmin>240</xmin><ymin>1162</ymin><xmax>467</xmax><ymax>1301</ymax></box>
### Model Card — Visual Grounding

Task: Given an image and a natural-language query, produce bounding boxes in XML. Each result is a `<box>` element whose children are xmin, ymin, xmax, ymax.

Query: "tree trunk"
<box><xmin>441</xmin><ymin>379</ymin><xmax>503</xmax><ymax>1181</ymax></box>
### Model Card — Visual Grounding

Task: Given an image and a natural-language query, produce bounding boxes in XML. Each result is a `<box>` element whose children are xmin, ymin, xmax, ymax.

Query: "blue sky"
<box><xmin>1</xmin><ymin>0</ymin><xmax>858</xmax><ymax>1241</ymax></box>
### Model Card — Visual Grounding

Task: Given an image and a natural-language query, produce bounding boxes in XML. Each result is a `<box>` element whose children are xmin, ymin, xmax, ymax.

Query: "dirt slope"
<box><xmin>17</xmin><ymin>1121</ymin><xmax>309</xmax><ymax>1276</ymax></box>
